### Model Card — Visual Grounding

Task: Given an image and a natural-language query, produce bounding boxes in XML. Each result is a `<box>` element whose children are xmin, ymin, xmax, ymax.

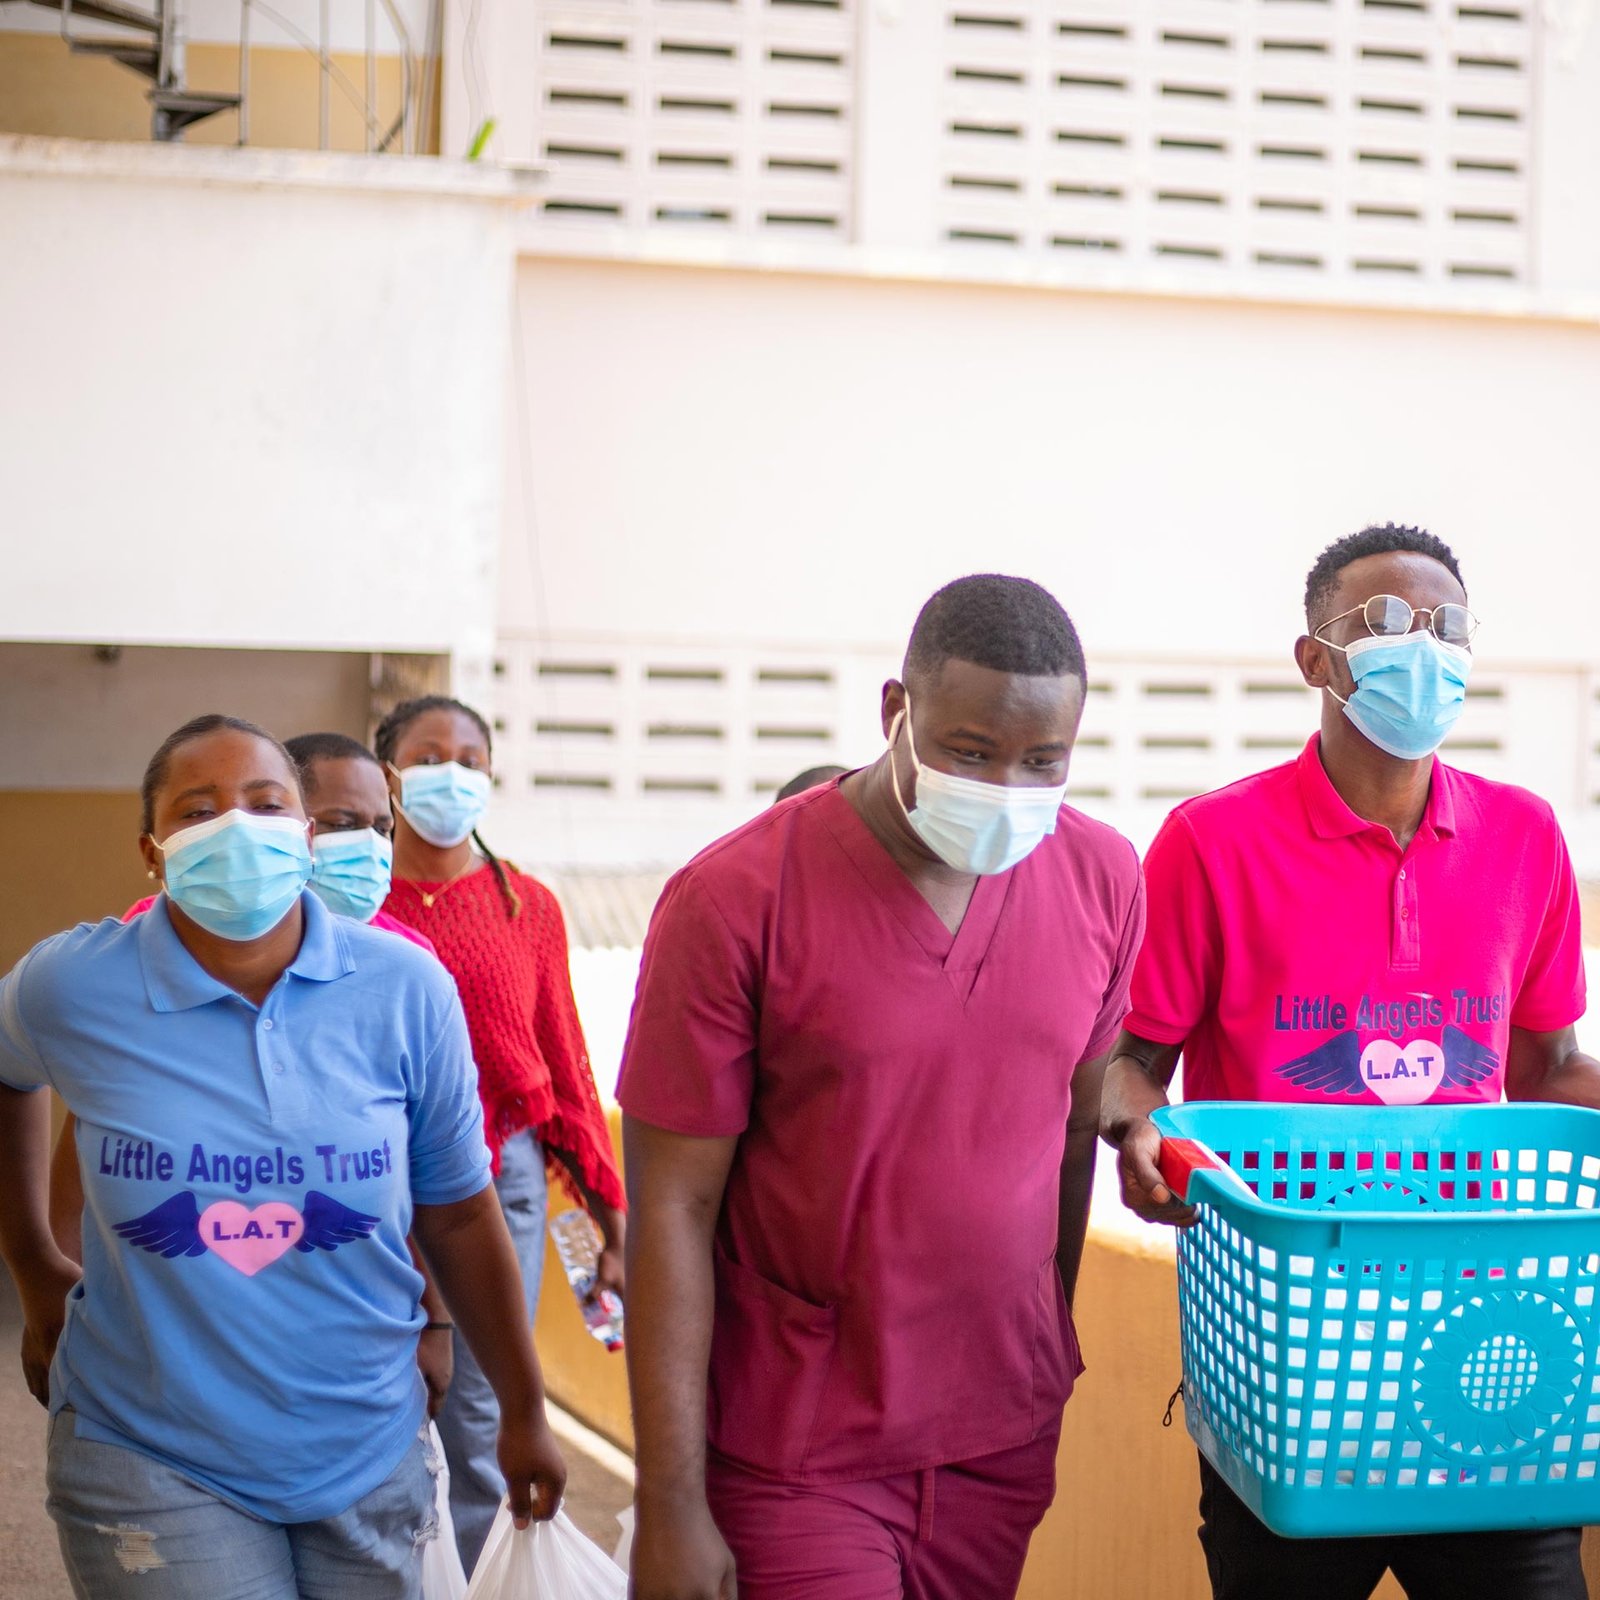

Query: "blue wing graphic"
<box><xmin>295</xmin><ymin>1191</ymin><xmax>380</xmax><ymax>1254</ymax></box>
<box><xmin>1277</xmin><ymin>1030</ymin><xmax>1365</xmax><ymax>1095</ymax></box>
<box><xmin>112</xmin><ymin>1191</ymin><xmax>206</xmax><ymax>1258</ymax></box>
<box><xmin>1441</xmin><ymin>1025</ymin><xmax>1500</xmax><ymax>1088</ymax></box>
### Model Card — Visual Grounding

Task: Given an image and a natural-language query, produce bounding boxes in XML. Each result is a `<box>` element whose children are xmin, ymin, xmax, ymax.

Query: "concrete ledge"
<box><xmin>514</xmin><ymin>222</ymin><xmax>1600</xmax><ymax>331</ymax></box>
<box><xmin>0</xmin><ymin>133</ymin><xmax>542</xmax><ymax>204</ymax></box>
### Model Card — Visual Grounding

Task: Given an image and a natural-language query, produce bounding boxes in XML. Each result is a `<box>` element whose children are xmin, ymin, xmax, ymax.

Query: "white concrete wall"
<box><xmin>442</xmin><ymin>0</ymin><xmax>1600</xmax><ymax>305</ymax></box>
<box><xmin>1534</xmin><ymin>0</ymin><xmax>1600</xmax><ymax>298</ymax></box>
<box><xmin>501</xmin><ymin>255</ymin><xmax>1600</xmax><ymax>665</ymax></box>
<box><xmin>0</xmin><ymin>137</ymin><xmax>527</xmax><ymax>705</ymax></box>
<box><xmin>491</xmin><ymin>251</ymin><xmax>1600</xmax><ymax>872</ymax></box>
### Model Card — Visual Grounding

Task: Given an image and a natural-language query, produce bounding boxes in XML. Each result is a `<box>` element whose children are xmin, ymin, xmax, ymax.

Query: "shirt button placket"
<box><xmin>259</xmin><ymin>1014</ymin><xmax>286</xmax><ymax>1118</ymax></box>
<box><xmin>1394</xmin><ymin>865</ymin><xmax>1419</xmax><ymax>968</ymax></box>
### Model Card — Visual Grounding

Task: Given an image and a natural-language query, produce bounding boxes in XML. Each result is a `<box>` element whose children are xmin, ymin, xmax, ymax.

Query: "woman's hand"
<box><xmin>18</xmin><ymin>1250</ymin><xmax>80</xmax><ymax>1406</ymax></box>
<box><xmin>546</xmin><ymin>1150</ymin><xmax>627</xmax><ymax>1300</ymax></box>
<box><xmin>497</xmin><ymin>1410</ymin><xmax>567</xmax><ymax>1525</ymax></box>
<box><xmin>589</xmin><ymin>1200</ymin><xmax>626</xmax><ymax>1300</ymax></box>
<box><xmin>417</xmin><ymin>1325</ymin><xmax>454</xmax><ymax>1417</ymax></box>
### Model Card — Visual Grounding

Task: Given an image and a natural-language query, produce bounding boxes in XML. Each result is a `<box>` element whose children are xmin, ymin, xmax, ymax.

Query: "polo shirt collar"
<box><xmin>139</xmin><ymin>891</ymin><xmax>354</xmax><ymax>1013</ymax></box>
<box><xmin>1295</xmin><ymin>733</ymin><xmax>1458</xmax><ymax>842</ymax></box>
<box><xmin>287</xmin><ymin>891</ymin><xmax>357</xmax><ymax>982</ymax></box>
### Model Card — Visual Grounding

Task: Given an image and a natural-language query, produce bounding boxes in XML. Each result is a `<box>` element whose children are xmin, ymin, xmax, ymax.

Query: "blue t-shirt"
<box><xmin>0</xmin><ymin>893</ymin><xmax>491</xmax><ymax>1522</ymax></box>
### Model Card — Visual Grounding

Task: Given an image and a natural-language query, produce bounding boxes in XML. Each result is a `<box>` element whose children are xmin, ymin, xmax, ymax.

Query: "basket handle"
<box><xmin>1157</xmin><ymin>1137</ymin><xmax>1225</xmax><ymax>1204</ymax></box>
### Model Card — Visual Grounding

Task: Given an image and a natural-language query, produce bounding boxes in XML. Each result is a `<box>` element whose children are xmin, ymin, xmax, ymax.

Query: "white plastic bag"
<box><xmin>421</xmin><ymin>1423</ymin><xmax>470</xmax><ymax>1600</ymax></box>
<box><xmin>465</xmin><ymin>1501</ymin><xmax>628</xmax><ymax>1599</ymax></box>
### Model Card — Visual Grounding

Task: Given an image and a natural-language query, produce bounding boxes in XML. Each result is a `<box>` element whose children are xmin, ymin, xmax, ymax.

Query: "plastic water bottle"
<box><xmin>549</xmin><ymin>1209</ymin><xmax>624</xmax><ymax>1352</ymax></box>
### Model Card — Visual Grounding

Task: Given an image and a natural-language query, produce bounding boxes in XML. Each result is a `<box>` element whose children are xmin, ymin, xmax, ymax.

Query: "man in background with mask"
<box><xmin>618</xmin><ymin>574</ymin><xmax>1144</xmax><ymax>1600</ymax></box>
<box><xmin>1102</xmin><ymin>524</ymin><xmax>1597</xmax><ymax>1600</ymax></box>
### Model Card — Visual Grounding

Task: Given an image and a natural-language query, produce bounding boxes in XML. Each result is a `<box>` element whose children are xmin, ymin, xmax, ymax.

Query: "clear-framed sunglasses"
<box><xmin>1315</xmin><ymin>593</ymin><xmax>1480</xmax><ymax>650</ymax></box>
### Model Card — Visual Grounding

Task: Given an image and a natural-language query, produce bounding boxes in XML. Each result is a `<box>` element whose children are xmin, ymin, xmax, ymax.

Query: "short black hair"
<box><xmin>284</xmin><ymin>732</ymin><xmax>380</xmax><ymax>798</ymax></box>
<box><xmin>140</xmin><ymin>714</ymin><xmax>299</xmax><ymax>834</ymax></box>
<box><xmin>774</xmin><ymin>764</ymin><xmax>848</xmax><ymax>804</ymax></box>
<box><xmin>1305</xmin><ymin>524</ymin><xmax>1466</xmax><ymax>629</ymax></box>
<box><xmin>902</xmin><ymin>574</ymin><xmax>1085</xmax><ymax>687</ymax></box>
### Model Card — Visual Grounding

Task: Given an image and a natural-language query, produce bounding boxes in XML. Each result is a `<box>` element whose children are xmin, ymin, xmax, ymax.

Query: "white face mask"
<box><xmin>887</xmin><ymin>700</ymin><xmax>1068</xmax><ymax>875</ymax></box>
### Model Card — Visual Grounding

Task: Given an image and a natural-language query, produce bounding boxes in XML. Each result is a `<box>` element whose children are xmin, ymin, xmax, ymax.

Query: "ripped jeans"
<box><xmin>46</xmin><ymin>1408</ymin><xmax>439</xmax><ymax>1600</ymax></box>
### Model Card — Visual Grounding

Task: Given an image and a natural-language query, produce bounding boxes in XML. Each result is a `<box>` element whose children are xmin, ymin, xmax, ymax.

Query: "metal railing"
<box><xmin>37</xmin><ymin>0</ymin><xmax>430</xmax><ymax>148</ymax></box>
<box><xmin>237</xmin><ymin>0</ymin><xmax>421</xmax><ymax>153</ymax></box>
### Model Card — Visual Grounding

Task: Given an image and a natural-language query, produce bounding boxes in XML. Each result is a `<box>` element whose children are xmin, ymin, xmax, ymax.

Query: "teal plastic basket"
<box><xmin>1151</xmin><ymin>1102</ymin><xmax>1600</xmax><ymax>1538</ymax></box>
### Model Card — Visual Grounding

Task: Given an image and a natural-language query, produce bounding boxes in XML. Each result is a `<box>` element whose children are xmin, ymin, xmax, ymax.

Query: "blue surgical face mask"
<box><xmin>310</xmin><ymin>828</ymin><xmax>393</xmax><ymax>923</ymax></box>
<box><xmin>391</xmin><ymin>761</ymin><xmax>492</xmax><ymax>848</ymax></box>
<box><xmin>157</xmin><ymin>811</ymin><xmax>313</xmax><ymax>941</ymax></box>
<box><xmin>1327</xmin><ymin>630</ymin><xmax>1472</xmax><ymax>760</ymax></box>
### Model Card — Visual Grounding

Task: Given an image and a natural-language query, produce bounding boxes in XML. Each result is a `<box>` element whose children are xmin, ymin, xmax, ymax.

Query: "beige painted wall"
<box><xmin>0</xmin><ymin>644</ymin><xmax>373</xmax><ymax>792</ymax></box>
<box><xmin>0</xmin><ymin>791</ymin><xmax>148</xmax><ymax>974</ymax></box>
<box><xmin>0</xmin><ymin>32</ymin><xmax>436</xmax><ymax>153</ymax></box>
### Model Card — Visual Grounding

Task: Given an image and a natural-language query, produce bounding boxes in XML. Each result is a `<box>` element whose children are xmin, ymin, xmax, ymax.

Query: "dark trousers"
<box><xmin>1198</xmin><ymin>1456</ymin><xmax>1587</xmax><ymax>1600</ymax></box>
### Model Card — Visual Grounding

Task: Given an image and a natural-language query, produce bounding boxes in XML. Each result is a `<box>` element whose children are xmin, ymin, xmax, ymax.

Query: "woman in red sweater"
<box><xmin>374</xmin><ymin>696</ymin><xmax>625</xmax><ymax>1573</ymax></box>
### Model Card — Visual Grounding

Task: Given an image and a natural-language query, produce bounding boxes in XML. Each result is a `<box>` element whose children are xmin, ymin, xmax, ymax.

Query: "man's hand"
<box><xmin>19</xmin><ymin>1251</ymin><xmax>80</xmax><ymax>1406</ymax></box>
<box><xmin>1100</xmin><ymin>1033</ymin><xmax>1195</xmax><ymax>1228</ymax></box>
<box><xmin>622</xmin><ymin>1118</ymin><xmax>740</xmax><ymax>1600</ymax></box>
<box><xmin>631</xmin><ymin>1498</ymin><xmax>737</xmax><ymax>1600</ymax></box>
<box><xmin>497</xmin><ymin>1411</ymin><xmax>567</xmax><ymax>1526</ymax></box>
<box><xmin>1114</xmin><ymin>1115</ymin><xmax>1196</xmax><ymax>1229</ymax></box>
<box><xmin>417</xmin><ymin>1326</ymin><xmax>454</xmax><ymax>1418</ymax></box>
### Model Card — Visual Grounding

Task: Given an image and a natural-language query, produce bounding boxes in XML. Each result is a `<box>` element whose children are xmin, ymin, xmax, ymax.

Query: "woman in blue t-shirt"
<box><xmin>0</xmin><ymin>714</ymin><xmax>566</xmax><ymax>1599</ymax></box>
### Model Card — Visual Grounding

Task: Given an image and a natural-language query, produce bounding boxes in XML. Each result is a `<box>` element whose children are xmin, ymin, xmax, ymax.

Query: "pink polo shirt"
<box><xmin>618</xmin><ymin>778</ymin><xmax>1144</xmax><ymax>1484</ymax></box>
<box><xmin>1126</xmin><ymin>735</ymin><xmax>1585</xmax><ymax>1106</ymax></box>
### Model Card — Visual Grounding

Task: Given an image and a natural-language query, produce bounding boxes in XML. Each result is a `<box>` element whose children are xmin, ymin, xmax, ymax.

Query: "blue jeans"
<box><xmin>46</xmin><ymin>1408</ymin><xmax>438</xmax><ymax>1600</ymax></box>
<box><xmin>434</xmin><ymin>1129</ymin><xmax>548</xmax><ymax>1575</ymax></box>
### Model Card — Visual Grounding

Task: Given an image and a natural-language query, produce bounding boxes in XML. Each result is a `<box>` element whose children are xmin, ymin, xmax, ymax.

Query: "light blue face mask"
<box><xmin>887</xmin><ymin>702</ymin><xmax>1066</xmax><ymax>875</ymax></box>
<box><xmin>1327</xmin><ymin>630</ymin><xmax>1472</xmax><ymax>760</ymax></box>
<box><xmin>310</xmin><ymin>827</ymin><xmax>393</xmax><ymax>923</ymax></box>
<box><xmin>391</xmin><ymin>761</ymin><xmax>492</xmax><ymax>848</ymax></box>
<box><xmin>158</xmin><ymin>811</ymin><xmax>313</xmax><ymax>941</ymax></box>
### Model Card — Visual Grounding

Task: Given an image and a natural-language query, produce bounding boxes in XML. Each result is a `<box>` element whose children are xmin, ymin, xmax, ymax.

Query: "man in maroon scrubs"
<box><xmin>620</xmin><ymin>575</ymin><xmax>1145</xmax><ymax>1600</ymax></box>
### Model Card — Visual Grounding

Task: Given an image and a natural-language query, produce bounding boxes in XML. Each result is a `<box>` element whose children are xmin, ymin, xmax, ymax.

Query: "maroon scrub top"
<box><xmin>618</xmin><ymin>778</ymin><xmax>1145</xmax><ymax>1484</ymax></box>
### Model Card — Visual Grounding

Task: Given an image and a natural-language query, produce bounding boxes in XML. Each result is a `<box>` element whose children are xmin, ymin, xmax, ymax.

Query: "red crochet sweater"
<box><xmin>384</xmin><ymin>865</ymin><xmax>625</xmax><ymax>1211</ymax></box>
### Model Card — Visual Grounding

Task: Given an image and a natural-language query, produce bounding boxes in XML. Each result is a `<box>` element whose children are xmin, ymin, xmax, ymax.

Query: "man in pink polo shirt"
<box><xmin>620</xmin><ymin>575</ymin><xmax>1144</xmax><ymax>1600</ymax></box>
<box><xmin>1102</xmin><ymin>524</ymin><xmax>1595</xmax><ymax>1600</ymax></box>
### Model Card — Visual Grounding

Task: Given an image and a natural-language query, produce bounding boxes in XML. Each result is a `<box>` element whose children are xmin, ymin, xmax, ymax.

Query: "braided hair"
<box><xmin>373</xmin><ymin>695</ymin><xmax>523</xmax><ymax>920</ymax></box>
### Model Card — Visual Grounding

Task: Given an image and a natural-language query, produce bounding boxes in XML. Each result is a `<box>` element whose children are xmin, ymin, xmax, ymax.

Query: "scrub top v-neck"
<box><xmin>618</xmin><ymin>778</ymin><xmax>1144</xmax><ymax>1484</ymax></box>
<box><xmin>823</xmin><ymin>788</ymin><xmax>1014</xmax><ymax>1002</ymax></box>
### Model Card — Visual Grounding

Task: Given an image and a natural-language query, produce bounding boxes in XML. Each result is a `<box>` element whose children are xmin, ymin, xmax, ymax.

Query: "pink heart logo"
<box><xmin>199</xmin><ymin>1201</ymin><xmax>304</xmax><ymax>1276</ymax></box>
<box><xmin>1360</xmin><ymin>1038</ymin><xmax>1446</xmax><ymax>1106</ymax></box>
